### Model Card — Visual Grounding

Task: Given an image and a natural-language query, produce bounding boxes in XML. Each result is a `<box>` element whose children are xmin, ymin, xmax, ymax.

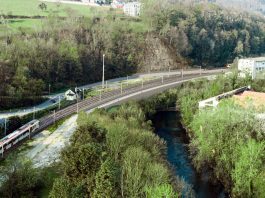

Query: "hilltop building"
<box><xmin>238</xmin><ymin>57</ymin><xmax>265</xmax><ymax>79</ymax></box>
<box><xmin>123</xmin><ymin>2</ymin><xmax>141</xmax><ymax>17</ymax></box>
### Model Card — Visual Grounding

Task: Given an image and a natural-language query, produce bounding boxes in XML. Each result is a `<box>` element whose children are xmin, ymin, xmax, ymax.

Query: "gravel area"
<box><xmin>22</xmin><ymin>115</ymin><xmax>77</xmax><ymax>167</ymax></box>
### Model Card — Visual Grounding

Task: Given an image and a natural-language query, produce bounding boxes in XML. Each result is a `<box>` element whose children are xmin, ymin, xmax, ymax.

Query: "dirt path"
<box><xmin>21</xmin><ymin>115</ymin><xmax>77</xmax><ymax>167</ymax></box>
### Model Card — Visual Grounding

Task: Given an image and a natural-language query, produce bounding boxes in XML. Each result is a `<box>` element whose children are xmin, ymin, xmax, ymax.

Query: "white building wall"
<box><xmin>238</xmin><ymin>59</ymin><xmax>255</xmax><ymax>79</ymax></box>
<box><xmin>123</xmin><ymin>2</ymin><xmax>141</xmax><ymax>17</ymax></box>
<box><xmin>238</xmin><ymin>58</ymin><xmax>265</xmax><ymax>79</ymax></box>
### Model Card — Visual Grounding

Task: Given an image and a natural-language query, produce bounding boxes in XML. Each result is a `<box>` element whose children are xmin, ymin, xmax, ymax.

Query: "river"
<box><xmin>153</xmin><ymin>111</ymin><xmax>226</xmax><ymax>198</ymax></box>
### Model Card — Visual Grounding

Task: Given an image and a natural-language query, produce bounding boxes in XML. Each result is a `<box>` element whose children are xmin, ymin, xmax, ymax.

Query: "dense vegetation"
<box><xmin>143</xmin><ymin>0</ymin><xmax>265</xmax><ymax>66</ymax></box>
<box><xmin>190</xmin><ymin>100</ymin><xmax>265</xmax><ymax>197</ymax></box>
<box><xmin>173</xmin><ymin>74</ymin><xmax>265</xmax><ymax>197</ymax></box>
<box><xmin>49</xmin><ymin>104</ymin><xmax>181</xmax><ymax>197</ymax></box>
<box><xmin>0</xmin><ymin>156</ymin><xmax>60</xmax><ymax>198</ymax></box>
<box><xmin>135</xmin><ymin>72</ymin><xmax>265</xmax><ymax>197</ymax></box>
<box><xmin>0</xmin><ymin>13</ymin><xmax>145</xmax><ymax>109</ymax></box>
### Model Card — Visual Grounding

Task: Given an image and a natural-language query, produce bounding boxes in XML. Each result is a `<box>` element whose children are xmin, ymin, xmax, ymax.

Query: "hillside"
<box><xmin>1</xmin><ymin>0</ymin><xmax>265</xmax><ymax>109</ymax></box>
<box><xmin>182</xmin><ymin>0</ymin><xmax>265</xmax><ymax>15</ymax></box>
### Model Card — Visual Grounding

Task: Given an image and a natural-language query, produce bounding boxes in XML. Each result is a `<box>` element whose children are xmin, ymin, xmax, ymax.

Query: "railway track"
<box><xmin>38</xmin><ymin>69</ymin><xmax>224</xmax><ymax>130</ymax></box>
<box><xmin>1</xmin><ymin>69</ymin><xmax>225</xmax><ymax>158</ymax></box>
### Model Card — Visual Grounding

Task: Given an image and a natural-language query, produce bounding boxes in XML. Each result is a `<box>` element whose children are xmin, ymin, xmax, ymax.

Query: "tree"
<box><xmin>145</xmin><ymin>184</ymin><xmax>178</xmax><ymax>198</ymax></box>
<box><xmin>232</xmin><ymin>140</ymin><xmax>265</xmax><ymax>197</ymax></box>
<box><xmin>93</xmin><ymin>158</ymin><xmax>119</xmax><ymax>198</ymax></box>
<box><xmin>49</xmin><ymin>177</ymin><xmax>86</xmax><ymax>198</ymax></box>
<box><xmin>61</xmin><ymin>143</ymin><xmax>103</xmax><ymax>182</ymax></box>
<box><xmin>38</xmin><ymin>3</ymin><xmax>47</xmax><ymax>11</ymax></box>
<box><xmin>0</xmin><ymin>157</ymin><xmax>43</xmax><ymax>198</ymax></box>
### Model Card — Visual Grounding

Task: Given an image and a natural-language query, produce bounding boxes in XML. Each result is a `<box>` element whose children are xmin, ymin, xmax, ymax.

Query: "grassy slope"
<box><xmin>0</xmin><ymin>0</ymin><xmax>108</xmax><ymax>34</ymax></box>
<box><xmin>0</xmin><ymin>0</ymin><xmax>101</xmax><ymax>17</ymax></box>
<box><xmin>0</xmin><ymin>0</ymin><xmax>144</xmax><ymax>35</ymax></box>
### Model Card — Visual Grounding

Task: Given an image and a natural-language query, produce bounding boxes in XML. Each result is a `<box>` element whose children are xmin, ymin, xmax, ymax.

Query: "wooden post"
<box><xmin>121</xmin><ymin>83</ymin><xmax>123</xmax><ymax>94</ymax></box>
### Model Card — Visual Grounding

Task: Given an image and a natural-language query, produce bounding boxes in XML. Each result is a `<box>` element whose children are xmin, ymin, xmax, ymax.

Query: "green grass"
<box><xmin>0</xmin><ymin>18</ymin><xmax>43</xmax><ymax>35</ymax></box>
<box><xmin>46</xmin><ymin>116</ymin><xmax>69</xmax><ymax>133</ymax></box>
<box><xmin>0</xmin><ymin>0</ymin><xmax>108</xmax><ymax>33</ymax></box>
<box><xmin>106</xmin><ymin>105</ymin><xmax>120</xmax><ymax>113</ymax></box>
<box><xmin>0</xmin><ymin>0</ymin><xmax>105</xmax><ymax>17</ymax></box>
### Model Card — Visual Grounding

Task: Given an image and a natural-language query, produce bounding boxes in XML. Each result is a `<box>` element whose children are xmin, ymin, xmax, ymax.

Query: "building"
<box><xmin>123</xmin><ymin>2</ymin><xmax>141</xmax><ymax>17</ymax></box>
<box><xmin>238</xmin><ymin>57</ymin><xmax>265</xmax><ymax>79</ymax></box>
<box><xmin>65</xmin><ymin>88</ymin><xmax>82</xmax><ymax>101</ymax></box>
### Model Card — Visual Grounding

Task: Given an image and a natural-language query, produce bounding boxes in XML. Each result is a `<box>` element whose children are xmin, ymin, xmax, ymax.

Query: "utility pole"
<box><xmin>58</xmin><ymin>96</ymin><xmax>61</xmax><ymax>109</ymax></box>
<box><xmin>49</xmin><ymin>84</ymin><xmax>51</xmax><ymax>96</ymax></box>
<box><xmin>53</xmin><ymin>110</ymin><xmax>56</xmax><ymax>124</ymax></box>
<box><xmin>4</xmin><ymin>118</ymin><xmax>7</xmax><ymax>136</ymax></box>
<box><xmin>181</xmin><ymin>68</ymin><xmax>184</xmax><ymax>78</ymax></box>
<box><xmin>33</xmin><ymin>107</ymin><xmax>36</xmax><ymax>120</ymax></box>
<box><xmin>102</xmin><ymin>54</ymin><xmax>105</xmax><ymax>89</ymax></box>
<box><xmin>75</xmin><ymin>86</ymin><xmax>79</xmax><ymax>113</ymax></box>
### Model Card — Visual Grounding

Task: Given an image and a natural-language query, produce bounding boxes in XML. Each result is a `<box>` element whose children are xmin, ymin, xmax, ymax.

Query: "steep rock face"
<box><xmin>139</xmin><ymin>34</ymin><xmax>188</xmax><ymax>72</ymax></box>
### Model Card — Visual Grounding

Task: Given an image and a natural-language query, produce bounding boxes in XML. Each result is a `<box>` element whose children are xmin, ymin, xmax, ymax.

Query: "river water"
<box><xmin>153</xmin><ymin>111</ymin><xmax>226</xmax><ymax>198</ymax></box>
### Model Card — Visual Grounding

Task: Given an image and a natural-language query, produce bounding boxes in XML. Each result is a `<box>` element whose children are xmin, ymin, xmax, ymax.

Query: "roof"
<box><xmin>233</xmin><ymin>91</ymin><xmax>265</xmax><ymax>108</ymax></box>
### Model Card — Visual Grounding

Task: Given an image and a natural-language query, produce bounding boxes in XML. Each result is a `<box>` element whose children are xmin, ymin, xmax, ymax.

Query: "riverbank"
<box><xmin>153</xmin><ymin>111</ymin><xmax>226</xmax><ymax>198</ymax></box>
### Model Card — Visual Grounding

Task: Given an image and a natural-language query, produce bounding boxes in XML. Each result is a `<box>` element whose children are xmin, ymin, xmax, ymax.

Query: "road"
<box><xmin>0</xmin><ymin>70</ymin><xmax>207</xmax><ymax>119</ymax></box>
